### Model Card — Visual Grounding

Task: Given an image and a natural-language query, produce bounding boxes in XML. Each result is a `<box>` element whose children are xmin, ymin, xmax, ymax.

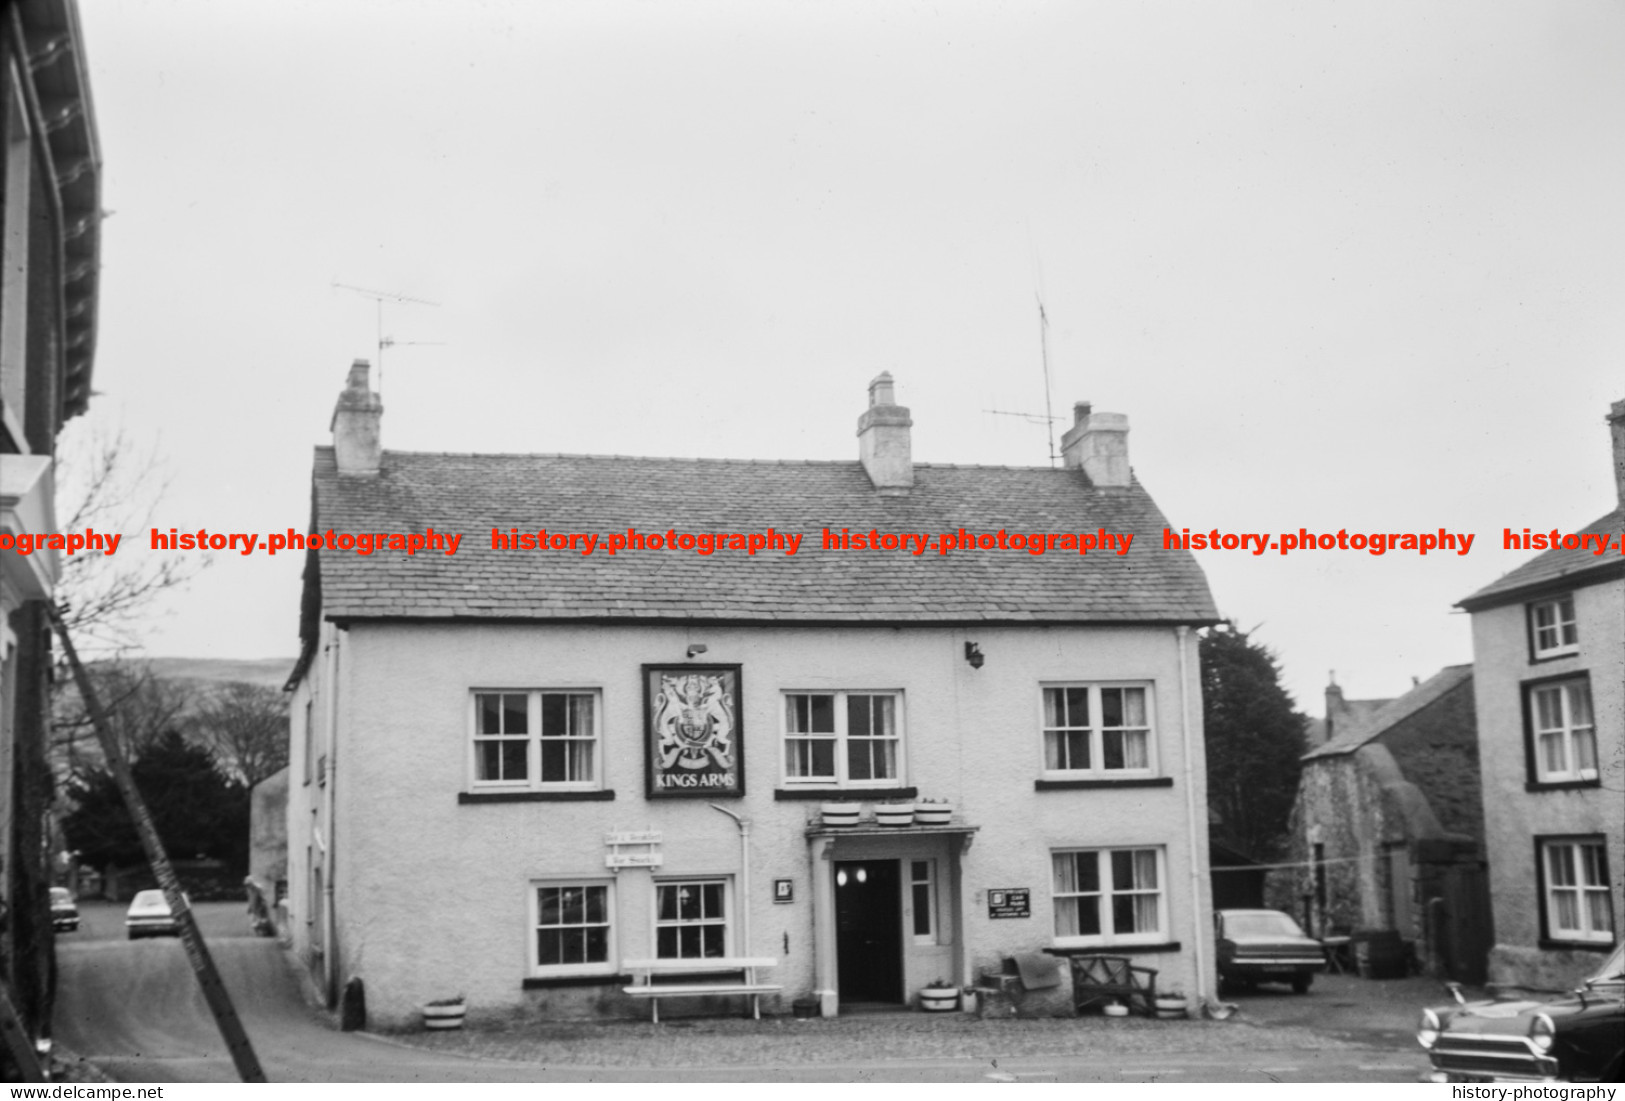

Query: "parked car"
<box><xmin>49</xmin><ymin>887</ymin><xmax>79</xmax><ymax>932</ymax></box>
<box><xmin>1214</xmin><ymin>908</ymin><xmax>1327</xmax><ymax>993</ymax></box>
<box><xmin>125</xmin><ymin>888</ymin><xmax>182</xmax><ymax>939</ymax></box>
<box><xmin>1418</xmin><ymin>941</ymin><xmax>1624</xmax><ymax>1083</ymax></box>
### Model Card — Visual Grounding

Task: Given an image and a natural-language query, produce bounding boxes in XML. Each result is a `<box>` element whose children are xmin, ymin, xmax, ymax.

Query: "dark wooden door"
<box><xmin>835</xmin><ymin>860</ymin><xmax>902</xmax><ymax>1003</ymax></box>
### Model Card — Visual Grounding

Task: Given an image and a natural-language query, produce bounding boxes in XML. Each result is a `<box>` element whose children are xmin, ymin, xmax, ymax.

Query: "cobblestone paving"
<box><xmin>380</xmin><ymin>1011</ymin><xmax>1363</xmax><ymax>1069</ymax></box>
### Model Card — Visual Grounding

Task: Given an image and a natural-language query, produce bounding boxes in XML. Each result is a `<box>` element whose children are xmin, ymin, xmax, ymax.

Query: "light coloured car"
<box><xmin>50</xmin><ymin>887</ymin><xmax>79</xmax><ymax>933</ymax></box>
<box><xmin>125</xmin><ymin>888</ymin><xmax>182</xmax><ymax>939</ymax></box>
<box><xmin>1419</xmin><ymin>941</ymin><xmax>1623</xmax><ymax>1083</ymax></box>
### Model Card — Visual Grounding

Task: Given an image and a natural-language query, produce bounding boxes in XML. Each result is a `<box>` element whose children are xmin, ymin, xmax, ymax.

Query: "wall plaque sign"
<box><xmin>988</xmin><ymin>888</ymin><xmax>1031</xmax><ymax>919</ymax></box>
<box><xmin>644</xmin><ymin>665</ymin><xmax>744</xmax><ymax>797</ymax></box>
<box><xmin>605</xmin><ymin>831</ymin><xmax>663</xmax><ymax>870</ymax></box>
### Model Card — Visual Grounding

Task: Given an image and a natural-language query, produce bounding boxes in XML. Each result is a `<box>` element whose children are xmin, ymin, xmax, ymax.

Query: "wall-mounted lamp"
<box><xmin>964</xmin><ymin>642</ymin><xmax>984</xmax><ymax>670</ymax></box>
<box><xmin>687</xmin><ymin>643</ymin><xmax>708</xmax><ymax>659</ymax></box>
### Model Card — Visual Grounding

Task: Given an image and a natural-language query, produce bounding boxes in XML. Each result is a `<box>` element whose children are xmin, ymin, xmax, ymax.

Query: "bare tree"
<box><xmin>52</xmin><ymin>416</ymin><xmax>207</xmax><ymax>655</ymax></box>
<box><xmin>50</xmin><ymin>661</ymin><xmax>197</xmax><ymax>775</ymax></box>
<box><xmin>195</xmin><ymin>681</ymin><xmax>289</xmax><ymax>788</ymax></box>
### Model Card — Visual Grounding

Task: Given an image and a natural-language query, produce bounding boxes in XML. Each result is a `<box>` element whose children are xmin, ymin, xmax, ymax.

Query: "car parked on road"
<box><xmin>1418</xmin><ymin>941</ymin><xmax>1624</xmax><ymax>1083</ymax></box>
<box><xmin>1214</xmin><ymin>908</ymin><xmax>1327</xmax><ymax>993</ymax></box>
<box><xmin>125</xmin><ymin>888</ymin><xmax>182</xmax><ymax>939</ymax></box>
<box><xmin>50</xmin><ymin>887</ymin><xmax>79</xmax><ymax>932</ymax></box>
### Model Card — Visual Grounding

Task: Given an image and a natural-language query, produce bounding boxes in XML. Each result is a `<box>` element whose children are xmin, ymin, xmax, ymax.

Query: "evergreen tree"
<box><xmin>1201</xmin><ymin>624</ymin><xmax>1307</xmax><ymax>861</ymax></box>
<box><xmin>64</xmin><ymin>729</ymin><xmax>249</xmax><ymax>875</ymax></box>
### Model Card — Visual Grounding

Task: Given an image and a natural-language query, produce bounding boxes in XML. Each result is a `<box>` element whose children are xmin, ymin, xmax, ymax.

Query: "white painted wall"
<box><xmin>291</xmin><ymin>618</ymin><xmax>1213</xmax><ymax>1024</ymax></box>
<box><xmin>1469</xmin><ymin>577</ymin><xmax>1625</xmax><ymax>990</ymax></box>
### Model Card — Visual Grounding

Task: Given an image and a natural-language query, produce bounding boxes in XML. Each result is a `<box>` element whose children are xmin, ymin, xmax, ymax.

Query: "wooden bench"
<box><xmin>622</xmin><ymin>957</ymin><xmax>781</xmax><ymax>1023</ymax></box>
<box><xmin>1067</xmin><ymin>954</ymin><xmax>1158</xmax><ymax>1016</ymax></box>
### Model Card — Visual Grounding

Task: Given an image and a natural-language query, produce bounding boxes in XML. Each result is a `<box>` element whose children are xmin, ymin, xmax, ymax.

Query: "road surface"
<box><xmin>54</xmin><ymin>901</ymin><xmax>1428</xmax><ymax>1083</ymax></box>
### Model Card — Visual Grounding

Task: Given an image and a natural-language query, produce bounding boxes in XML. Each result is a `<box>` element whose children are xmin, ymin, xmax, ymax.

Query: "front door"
<box><xmin>835</xmin><ymin>859</ymin><xmax>902</xmax><ymax>1004</ymax></box>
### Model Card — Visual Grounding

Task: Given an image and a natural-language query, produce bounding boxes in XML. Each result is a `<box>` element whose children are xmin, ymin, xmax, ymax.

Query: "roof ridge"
<box><xmin>350</xmin><ymin>449</ymin><xmax>1083</xmax><ymax>473</ymax></box>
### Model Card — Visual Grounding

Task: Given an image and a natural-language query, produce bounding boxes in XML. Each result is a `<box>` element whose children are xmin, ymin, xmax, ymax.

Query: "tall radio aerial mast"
<box><xmin>331</xmin><ymin>281</ymin><xmax>442</xmax><ymax>398</ymax></box>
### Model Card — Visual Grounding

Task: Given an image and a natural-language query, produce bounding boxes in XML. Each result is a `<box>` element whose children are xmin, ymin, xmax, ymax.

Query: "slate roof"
<box><xmin>1302</xmin><ymin>664</ymin><xmax>1473</xmax><ymax>761</ymax></box>
<box><xmin>1456</xmin><ymin>506</ymin><xmax>1625</xmax><ymax>611</ymax></box>
<box><xmin>304</xmin><ymin>447</ymin><xmax>1219</xmax><ymax>626</ymax></box>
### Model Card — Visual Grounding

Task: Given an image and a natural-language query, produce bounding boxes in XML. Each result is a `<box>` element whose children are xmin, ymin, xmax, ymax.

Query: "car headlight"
<box><xmin>1418</xmin><ymin>1007</ymin><xmax>1440</xmax><ymax>1049</ymax></box>
<box><xmin>1528</xmin><ymin>1013</ymin><xmax>1555</xmax><ymax>1053</ymax></box>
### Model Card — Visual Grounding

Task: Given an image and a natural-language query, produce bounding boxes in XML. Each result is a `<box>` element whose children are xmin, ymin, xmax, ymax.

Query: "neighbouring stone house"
<box><xmin>1455</xmin><ymin>399</ymin><xmax>1624</xmax><ymax>993</ymax></box>
<box><xmin>1277</xmin><ymin>666</ymin><xmax>1490</xmax><ymax>981</ymax></box>
<box><xmin>284</xmin><ymin>363</ymin><xmax>1222</xmax><ymax>1025</ymax></box>
<box><xmin>0</xmin><ymin>0</ymin><xmax>102</xmax><ymax>1063</ymax></box>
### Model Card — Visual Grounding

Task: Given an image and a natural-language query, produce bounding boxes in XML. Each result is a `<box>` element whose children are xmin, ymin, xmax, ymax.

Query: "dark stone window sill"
<box><xmin>1035</xmin><ymin>777</ymin><xmax>1174</xmax><ymax>791</ymax></box>
<box><xmin>774</xmin><ymin>787</ymin><xmax>918</xmax><ymax>801</ymax></box>
<box><xmin>1044</xmin><ymin>942</ymin><xmax>1183</xmax><ymax>956</ymax></box>
<box><xmin>1536</xmin><ymin>939</ymin><xmax>1612</xmax><ymax>954</ymax></box>
<box><xmin>460</xmin><ymin>790</ymin><xmax>616</xmax><ymax>804</ymax></box>
<box><xmin>1524</xmin><ymin>780</ymin><xmax>1600</xmax><ymax>793</ymax></box>
<box><xmin>522</xmin><ymin>973</ymin><xmax>628</xmax><ymax>989</ymax></box>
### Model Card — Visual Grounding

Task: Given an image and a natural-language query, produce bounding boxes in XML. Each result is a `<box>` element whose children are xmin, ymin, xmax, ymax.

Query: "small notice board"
<box><xmin>988</xmin><ymin>888</ymin><xmax>1030</xmax><ymax>919</ymax></box>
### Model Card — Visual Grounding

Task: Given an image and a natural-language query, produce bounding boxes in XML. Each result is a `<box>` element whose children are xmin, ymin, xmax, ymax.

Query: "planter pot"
<box><xmin>874</xmin><ymin>803</ymin><xmax>915</xmax><ymax>827</ymax></box>
<box><xmin>422</xmin><ymin>1003</ymin><xmax>466</xmax><ymax>1030</ymax></box>
<box><xmin>959</xmin><ymin>989</ymin><xmax>979</xmax><ymax>1014</ymax></box>
<box><xmin>791</xmin><ymin>997</ymin><xmax>820</xmax><ymax>1019</ymax></box>
<box><xmin>1103</xmin><ymin>1003</ymin><xmax>1129</xmax><ymax>1018</ymax></box>
<box><xmin>1154</xmin><ymin>996</ymin><xmax>1188</xmax><ymax>1019</ymax></box>
<box><xmin>919</xmin><ymin>987</ymin><xmax>959</xmax><ymax>1012</ymax></box>
<box><xmin>820</xmin><ymin>802</ymin><xmax>861</xmax><ymax>828</ymax></box>
<box><xmin>913</xmin><ymin>804</ymin><xmax>953</xmax><ymax>826</ymax></box>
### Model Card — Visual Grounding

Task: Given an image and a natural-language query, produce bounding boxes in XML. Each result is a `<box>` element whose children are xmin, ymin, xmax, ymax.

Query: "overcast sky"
<box><xmin>71</xmin><ymin>0</ymin><xmax>1623</xmax><ymax>715</ymax></box>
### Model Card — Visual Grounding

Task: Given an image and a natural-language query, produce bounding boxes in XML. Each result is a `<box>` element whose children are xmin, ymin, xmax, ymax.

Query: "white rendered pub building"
<box><xmin>285</xmin><ymin>363</ymin><xmax>1220</xmax><ymax>1024</ymax></box>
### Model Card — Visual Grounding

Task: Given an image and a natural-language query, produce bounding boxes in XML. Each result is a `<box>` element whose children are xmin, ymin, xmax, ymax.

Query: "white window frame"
<box><xmin>469</xmin><ymin>689</ymin><xmax>602</xmax><ymax>792</ymax></box>
<box><xmin>530</xmin><ymin>879</ymin><xmax>616</xmax><ymax>978</ymax></box>
<box><xmin>1051</xmin><ymin>847</ymin><xmax>1167</xmax><ymax>948</ymax></box>
<box><xmin>653</xmin><ymin>878</ymin><xmax>732</xmax><ymax>961</ymax></box>
<box><xmin>909</xmin><ymin>859</ymin><xmax>938</xmax><ymax>946</ymax></box>
<box><xmin>1528</xmin><ymin>678</ymin><xmax>1597</xmax><ymax>784</ymax></box>
<box><xmin>1040</xmin><ymin>683</ymin><xmax>1157</xmax><ymax>778</ymax></box>
<box><xmin>1540</xmin><ymin>840</ymin><xmax>1614</xmax><ymax>945</ymax></box>
<box><xmin>1529</xmin><ymin>595</ymin><xmax>1579</xmax><ymax>659</ymax></box>
<box><xmin>780</xmin><ymin>690</ymin><xmax>906</xmax><ymax>789</ymax></box>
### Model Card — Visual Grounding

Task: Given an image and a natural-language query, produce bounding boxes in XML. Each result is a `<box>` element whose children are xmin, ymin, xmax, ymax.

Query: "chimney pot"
<box><xmin>857</xmin><ymin>373</ymin><xmax>913</xmax><ymax>494</ymax></box>
<box><xmin>331</xmin><ymin>359</ymin><xmax>383</xmax><ymax>476</ymax></box>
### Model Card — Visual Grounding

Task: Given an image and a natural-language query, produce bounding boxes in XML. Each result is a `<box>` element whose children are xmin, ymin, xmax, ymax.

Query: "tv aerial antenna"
<box><xmin>984</xmin><ymin>295</ymin><xmax>1061</xmax><ymax>467</ymax></box>
<box><xmin>331</xmin><ymin>281</ymin><xmax>443</xmax><ymax>398</ymax></box>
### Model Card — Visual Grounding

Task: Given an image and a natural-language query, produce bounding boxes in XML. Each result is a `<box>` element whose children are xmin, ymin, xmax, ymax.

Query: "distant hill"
<box><xmin>137</xmin><ymin>657</ymin><xmax>296</xmax><ymax>690</ymax></box>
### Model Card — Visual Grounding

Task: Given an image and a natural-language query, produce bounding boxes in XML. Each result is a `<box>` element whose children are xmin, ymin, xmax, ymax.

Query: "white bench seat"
<box><xmin>621</xmin><ymin>957</ymin><xmax>781</xmax><ymax>1023</ymax></box>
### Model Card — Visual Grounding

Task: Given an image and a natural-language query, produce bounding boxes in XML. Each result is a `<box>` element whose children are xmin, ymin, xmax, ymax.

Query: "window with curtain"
<box><xmin>471</xmin><ymin>689</ymin><xmax>601</xmax><ymax>790</ymax></box>
<box><xmin>782</xmin><ymin>691</ymin><xmax>902</xmax><ymax>788</ymax></box>
<box><xmin>1540</xmin><ymin>838</ymin><xmax>1613</xmax><ymax>944</ymax></box>
<box><xmin>1526</xmin><ymin>678</ymin><xmax>1596</xmax><ymax>784</ymax></box>
<box><xmin>1042</xmin><ymin>684</ymin><xmax>1155</xmax><ymax>776</ymax></box>
<box><xmin>1052</xmin><ymin>848</ymin><xmax>1165</xmax><ymax>945</ymax></box>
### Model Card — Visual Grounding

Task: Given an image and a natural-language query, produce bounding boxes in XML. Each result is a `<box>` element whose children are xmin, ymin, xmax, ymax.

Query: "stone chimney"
<box><xmin>1610</xmin><ymin>398</ymin><xmax>1625</xmax><ymax>511</ymax></box>
<box><xmin>857</xmin><ymin>372</ymin><xmax>912</xmax><ymax>494</ymax></box>
<box><xmin>1059</xmin><ymin>401</ymin><xmax>1131</xmax><ymax>487</ymax></box>
<box><xmin>331</xmin><ymin>359</ymin><xmax>383</xmax><ymax>476</ymax></box>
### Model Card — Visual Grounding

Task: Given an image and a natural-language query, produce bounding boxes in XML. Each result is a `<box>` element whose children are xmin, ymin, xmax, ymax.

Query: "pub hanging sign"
<box><xmin>644</xmin><ymin>664</ymin><xmax>744</xmax><ymax>798</ymax></box>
